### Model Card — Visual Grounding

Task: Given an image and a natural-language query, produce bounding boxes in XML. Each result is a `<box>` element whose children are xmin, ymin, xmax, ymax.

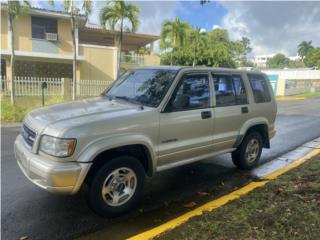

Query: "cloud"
<box><xmin>212</xmin><ymin>24</ymin><xmax>221</xmax><ymax>30</ymax></box>
<box><xmin>88</xmin><ymin>0</ymin><xmax>180</xmax><ymax>35</ymax></box>
<box><xmin>220</xmin><ymin>1</ymin><xmax>320</xmax><ymax>56</ymax></box>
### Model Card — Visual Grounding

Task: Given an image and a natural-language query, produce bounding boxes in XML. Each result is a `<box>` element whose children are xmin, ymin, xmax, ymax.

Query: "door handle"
<box><xmin>241</xmin><ymin>106</ymin><xmax>249</xmax><ymax>114</ymax></box>
<box><xmin>201</xmin><ymin>111</ymin><xmax>212</xmax><ymax>119</ymax></box>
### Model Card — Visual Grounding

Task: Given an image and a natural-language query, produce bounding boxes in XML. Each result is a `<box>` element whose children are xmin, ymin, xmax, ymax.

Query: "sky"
<box><xmin>31</xmin><ymin>0</ymin><xmax>320</xmax><ymax>57</ymax></box>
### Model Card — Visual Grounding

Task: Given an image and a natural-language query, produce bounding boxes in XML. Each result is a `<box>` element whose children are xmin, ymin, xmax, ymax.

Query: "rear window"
<box><xmin>247</xmin><ymin>74</ymin><xmax>271</xmax><ymax>103</ymax></box>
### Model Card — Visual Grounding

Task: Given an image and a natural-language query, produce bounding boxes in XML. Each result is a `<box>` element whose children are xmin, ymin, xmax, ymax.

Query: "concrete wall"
<box><xmin>1</xmin><ymin>10</ymin><xmax>8</xmax><ymax>50</ymax></box>
<box><xmin>0</xmin><ymin>10</ymin><xmax>73</xmax><ymax>55</ymax></box>
<box><xmin>263</xmin><ymin>69</ymin><xmax>320</xmax><ymax>96</ymax></box>
<box><xmin>13</xmin><ymin>14</ymin><xmax>32</xmax><ymax>52</ymax></box>
<box><xmin>78</xmin><ymin>44</ymin><xmax>117</xmax><ymax>81</ymax></box>
<box><xmin>57</xmin><ymin>18</ymin><xmax>73</xmax><ymax>55</ymax></box>
<box><xmin>144</xmin><ymin>54</ymin><xmax>161</xmax><ymax>66</ymax></box>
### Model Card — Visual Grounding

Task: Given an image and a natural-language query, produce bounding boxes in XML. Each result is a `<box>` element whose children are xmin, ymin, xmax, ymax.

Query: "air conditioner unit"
<box><xmin>45</xmin><ymin>33</ymin><xmax>58</xmax><ymax>41</ymax></box>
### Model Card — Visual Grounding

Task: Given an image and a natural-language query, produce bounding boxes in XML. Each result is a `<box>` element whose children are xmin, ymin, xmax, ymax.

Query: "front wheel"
<box><xmin>232</xmin><ymin>132</ymin><xmax>263</xmax><ymax>170</ymax></box>
<box><xmin>86</xmin><ymin>156</ymin><xmax>145</xmax><ymax>217</ymax></box>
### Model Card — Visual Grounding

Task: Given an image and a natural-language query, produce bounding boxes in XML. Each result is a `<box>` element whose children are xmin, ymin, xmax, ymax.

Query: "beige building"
<box><xmin>0</xmin><ymin>4</ymin><xmax>160</xmax><ymax>82</ymax></box>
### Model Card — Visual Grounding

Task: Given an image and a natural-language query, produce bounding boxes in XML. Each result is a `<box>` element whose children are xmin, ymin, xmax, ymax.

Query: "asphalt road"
<box><xmin>2</xmin><ymin>98</ymin><xmax>320</xmax><ymax>240</ymax></box>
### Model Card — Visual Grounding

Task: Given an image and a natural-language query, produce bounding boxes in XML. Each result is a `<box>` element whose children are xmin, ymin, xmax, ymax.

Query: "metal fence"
<box><xmin>78</xmin><ymin>79</ymin><xmax>114</xmax><ymax>97</ymax></box>
<box><xmin>120</xmin><ymin>54</ymin><xmax>144</xmax><ymax>65</ymax></box>
<box><xmin>1</xmin><ymin>76</ymin><xmax>64</xmax><ymax>96</ymax></box>
<box><xmin>0</xmin><ymin>76</ymin><xmax>114</xmax><ymax>98</ymax></box>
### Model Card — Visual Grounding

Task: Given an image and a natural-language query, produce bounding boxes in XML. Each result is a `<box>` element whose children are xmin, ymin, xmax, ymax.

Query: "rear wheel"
<box><xmin>86</xmin><ymin>156</ymin><xmax>145</xmax><ymax>217</ymax></box>
<box><xmin>232</xmin><ymin>132</ymin><xmax>263</xmax><ymax>170</ymax></box>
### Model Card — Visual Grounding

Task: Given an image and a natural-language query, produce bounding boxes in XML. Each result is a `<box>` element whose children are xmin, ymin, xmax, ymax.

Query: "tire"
<box><xmin>86</xmin><ymin>155</ymin><xmax>145</xmax><ymax>217</ymax></box>
<box><xmin>232</xmin><ymin>132</ymin><xmax>263</xmax><ymax>170</ymax></box>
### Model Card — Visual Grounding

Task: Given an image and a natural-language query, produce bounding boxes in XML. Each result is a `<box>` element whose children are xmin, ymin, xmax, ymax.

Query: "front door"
<box><xmin>158</xmin><ymin>72</ymin><xmax>214</xmax><ymax>167</ymax></box>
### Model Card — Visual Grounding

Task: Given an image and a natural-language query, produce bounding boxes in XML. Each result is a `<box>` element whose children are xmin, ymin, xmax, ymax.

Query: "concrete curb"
<box><xmin>1</xmin><ymin>122</ymin><xmax>22</xmax><ymax>128</ymax></box>
<box><xmin>251</xmin><ymin>137</ymin><xmax>320</xmax><ymax>179</ymax></box>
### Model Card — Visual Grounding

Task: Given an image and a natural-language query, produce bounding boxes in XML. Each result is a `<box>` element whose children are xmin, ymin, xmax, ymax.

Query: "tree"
<box><xmin>233</xmin><ymin>37</ymin><xmax>252</xmax><ymax>65</ymax></box>
<box><xmin>267</xmin><ymin>53</ymin><xmax>289</xmax><ymax>68</ymax></box>
<box><xmin>160</xmin><ymin>18</ymin><xmax>191</xmax><ymax>65</ymax></box>
<box><xmin>7</xmin><ymin>0</ymin><xmax>30</xmax><ymax>105</ymax></box>
<box><xmin>50</xmin><ymin>0</ymin><xmax>92</xmax><ymax>100</ymax></box>
<box><xmin>298</xmin><ymin>41</ymin><xmax>314</xmax><ymax>60</ymax></box>
<box><xmin>209</xmin><ymin>28</ymin><xmax>229</xmax><ymax>45</ymax></box>
<box><xmin>190</xmin><ymin>27</ymin><xmax>205</xmax><ymax>66</ymax></box>
<box><xmin>100</xmin><ymin>0</ymin><xmax>139</xmax><ymax>77</ymax></box>
<box><xmin>304</xmin><ymin>48</ymin><xmax>320</xmax><ymax>68</ymax></box>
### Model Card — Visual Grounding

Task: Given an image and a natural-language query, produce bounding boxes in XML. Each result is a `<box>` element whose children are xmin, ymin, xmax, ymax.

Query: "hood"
<box><xmin>25</xmin><ymin>97</ymin><xmax>140</xmax><ymax>134</ymax></box>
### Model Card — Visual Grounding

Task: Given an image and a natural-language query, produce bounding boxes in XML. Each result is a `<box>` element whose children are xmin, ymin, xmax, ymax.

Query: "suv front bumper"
<box><xmin>14</xmin><ymin>135</ymin><xmax>92</xmax><ymax>194</ymax></box>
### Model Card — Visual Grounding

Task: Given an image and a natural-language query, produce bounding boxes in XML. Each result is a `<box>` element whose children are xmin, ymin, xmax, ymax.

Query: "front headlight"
<box><xmin>40</xmin><ymin>135</ymin><xmax>76</xmax><ymax>157</ymax></box>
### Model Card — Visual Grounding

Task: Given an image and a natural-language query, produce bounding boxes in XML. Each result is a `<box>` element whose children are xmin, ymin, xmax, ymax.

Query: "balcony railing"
<box><xmin>120</xmin><ymin>53</ymin><xmax>144</xmax><ymax>65</ymax></box>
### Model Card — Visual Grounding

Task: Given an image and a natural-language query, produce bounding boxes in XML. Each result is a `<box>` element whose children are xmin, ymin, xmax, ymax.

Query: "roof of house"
<box><xmin>1</xmin><ymin>2</ymin><xmax>85</xmax><ymax>19</ymax></box>
<box><xmin>80</xmin><ymin>23</ymin><xmax>159</xmax><ymax>50</ymax></box>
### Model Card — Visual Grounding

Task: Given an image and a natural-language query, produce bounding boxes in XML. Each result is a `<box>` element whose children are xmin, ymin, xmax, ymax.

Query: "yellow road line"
<box><xmin>128</xmin><ymin>147</ymin><xmax>320</xmax><ymax>240</ymax></box>
<box><xmin>276</xmin><ymin>97</ymin><xmax>306</xmax><ymax>101</ymax></box>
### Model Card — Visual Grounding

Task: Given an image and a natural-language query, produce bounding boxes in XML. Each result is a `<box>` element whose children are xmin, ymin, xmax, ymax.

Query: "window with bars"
<box><xmin>31</xmin><ymin>16</ymin><xmax>58</xmax><ymax>40</ymax></box>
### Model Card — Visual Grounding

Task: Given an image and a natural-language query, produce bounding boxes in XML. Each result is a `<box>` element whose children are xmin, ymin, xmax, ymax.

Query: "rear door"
<box><xmin>158</xmin><ymin>72</ymin><xmax>214</xmax><ymax>166</ymax></box>
<box><xmin>212</xmin><ymin>72</ymin><xmax>251</xmax><ymax>151</ymax></box>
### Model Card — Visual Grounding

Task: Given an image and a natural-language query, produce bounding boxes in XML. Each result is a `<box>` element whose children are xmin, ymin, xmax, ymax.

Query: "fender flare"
<box><xmin>234</xmin><ymin>118</ymin><xmax>270</xmax><ymax>148</ymax></box>
<box><xmin>76</xmin><ymin>134</ymin><xmax>157</xmax><ymax>176</ymax></box>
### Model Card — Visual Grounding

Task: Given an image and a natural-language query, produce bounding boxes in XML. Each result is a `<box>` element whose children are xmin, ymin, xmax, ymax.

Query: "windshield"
<box><xmin>105</xmin><ymin>69</ymin><xmax>177</xmax><ymax>107</ymax></box>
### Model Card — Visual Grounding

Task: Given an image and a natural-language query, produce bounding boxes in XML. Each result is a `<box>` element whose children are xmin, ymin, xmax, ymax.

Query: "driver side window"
<box><xmin>167</xmin><ymin>73</ymin><xmax>210</xmax><ymax>111</ymax></box>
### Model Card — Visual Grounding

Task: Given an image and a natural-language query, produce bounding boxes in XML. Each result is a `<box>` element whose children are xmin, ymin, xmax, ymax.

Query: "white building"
<box><xmin>252</xmin><ymin>54</ymin><xmax>275</xmax><ymax>67</ymax></box>
<box><xmin>252</xmin><ymin>54</ymin><xmax>302</xmax><ymax>68</ymax></box>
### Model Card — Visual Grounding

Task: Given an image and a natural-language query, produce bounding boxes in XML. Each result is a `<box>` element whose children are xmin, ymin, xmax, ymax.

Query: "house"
<box><xmin>0</xmin><ymin>4</ymin><xmax>160</xmax><ymax>82</ymax></box>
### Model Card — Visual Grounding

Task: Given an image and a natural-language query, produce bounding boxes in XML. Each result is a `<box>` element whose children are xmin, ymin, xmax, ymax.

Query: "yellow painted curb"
<box><xmin>127</xmin><ymin>147</ymin><xmax>320</xmax><ymax>240</ymax></box>
<box><xmin>262</xmin><ymin>148</ymin><xmax>320</xmax><ymax>180</ymax></box>
<box><xmin>127</xmin><ymin>181</ymin><xmax>268</xmax><ymax>240</ymax></box>
<box><xmin>276</xmin><ymin>97</ymin><xmax>306</xmax><ymax>101</ymax></box>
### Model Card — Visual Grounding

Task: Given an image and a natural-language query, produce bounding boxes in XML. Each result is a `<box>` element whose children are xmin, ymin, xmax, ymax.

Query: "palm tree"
<box><xmin>298</xmin><ymin>41</ymin><xmax>314</xmax><ymax>60</ymax></box>
<box><xmin>100</xmin><ymin>0</ymin><xmax>139</xmax><ymax>77</ymax></box>
<box><xmin>160</xmin><ymin>18</ymin><xmax>190</xmax><ymax>65</ymax></box>
<box><xmin>49</xmin><ymin>0</ymin><xmax>92</xmax><ymax>100</ymax></box>
<box><xmin>190</xmin><ymin>27</ymin><xmax>205</xmax><ymax>67</ymax></box>
<box><xmin>7</xmin><ymin>0</ymin><xmax>30</xmax><ymax>105</ymax></box>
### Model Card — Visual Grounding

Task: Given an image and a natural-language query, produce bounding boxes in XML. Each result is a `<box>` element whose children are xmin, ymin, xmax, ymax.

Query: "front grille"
<box><xmin>21</xmin><ymin>124</ymin><xmax>36</xmax><ymax>147</ymax></box>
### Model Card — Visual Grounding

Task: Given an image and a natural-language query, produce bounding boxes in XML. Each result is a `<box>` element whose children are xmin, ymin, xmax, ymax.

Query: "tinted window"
<box><xmin>106</xmin><ymin>69</ymin><xmax>177</xmax><ymax>107</ymax></box>
<box><xmin>32</xmin><ymin>17</ymin><xmax>57</xmax><ymax>39</ymax></box>
<box><xmin>213</xmin><ymin>74</ymin><xmax>247</xmax><ymax>107</ymax></box>
<box><xmin>168</xmin><ymin>74</ymin><xmax>210</xmax><ymax>111</ymax></box>
<box><xmin>248</xmin><ymin>74</ymin><xmax>271</xmax><ymax>103</ymax></box>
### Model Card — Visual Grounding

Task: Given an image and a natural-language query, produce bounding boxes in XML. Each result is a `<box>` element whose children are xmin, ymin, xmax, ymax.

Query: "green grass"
<box><xmin>294</xmin><ymin>91</ymin><xmax>320</xmax><ymax>98</ymax></box>
<box><xmin>1</xmin><ymin>96</ymin><xmax>64</xmax><ymax>122</ymax></box>
<box><xmin>156</xmin><ymin>157</ymin><xmax>320</xmax><ymax>240</ymax></box>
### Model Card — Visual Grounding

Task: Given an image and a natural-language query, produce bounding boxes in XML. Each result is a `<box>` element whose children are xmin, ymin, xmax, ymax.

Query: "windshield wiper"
<box><xmin>114</xmin><ymin>95</ymin><xmax>130</xmax><ymax>101</ymax></box>
<box><xmin>114</xmin><ymin>96</ymin><xmax>145</xmax><ymax>109</ymax></box>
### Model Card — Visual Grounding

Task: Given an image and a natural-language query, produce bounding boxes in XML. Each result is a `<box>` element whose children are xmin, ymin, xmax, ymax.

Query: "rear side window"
<box><xmin>212</xmin><ymin>74</ymin><xmax>248</xmax><ymax>107</ymax></box>
<box><xmin>248</xmin><ymin>74</ymin><xmax>271</xmax><ymax>103</ymax></box>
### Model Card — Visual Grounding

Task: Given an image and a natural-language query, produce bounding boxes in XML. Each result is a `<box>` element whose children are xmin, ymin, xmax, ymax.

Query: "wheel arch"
<box><xmin>235</xmin><ymin>119</ymin><xmax>270</xmax><ymax>149</ymax></box>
